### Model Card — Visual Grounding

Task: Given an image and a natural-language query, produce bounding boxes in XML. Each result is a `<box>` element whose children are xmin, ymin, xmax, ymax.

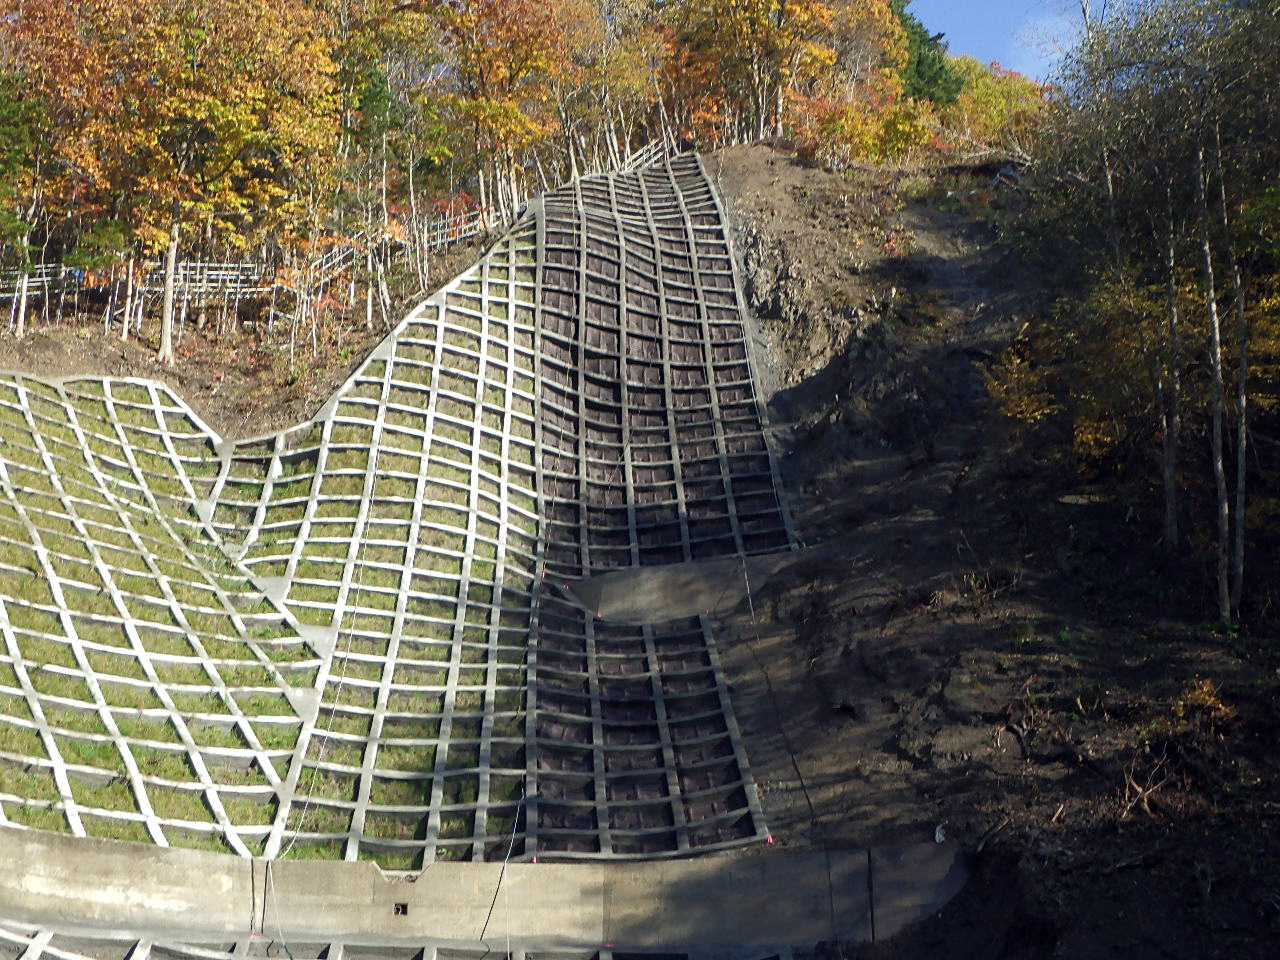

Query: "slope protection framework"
<box><xmin>0</xmin><ymin>154</ymin><xmax>792</xmax><ymax>867</ymax></box>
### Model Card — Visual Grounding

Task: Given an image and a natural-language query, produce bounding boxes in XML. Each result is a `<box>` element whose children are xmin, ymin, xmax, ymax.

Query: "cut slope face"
<box><xmin>0</xmin><ymin>155</ymin><xmax>790</xmax><ymax>866</ymax></box>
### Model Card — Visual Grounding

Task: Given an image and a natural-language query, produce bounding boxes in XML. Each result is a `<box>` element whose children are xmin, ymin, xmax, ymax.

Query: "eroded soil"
<box><xmin>709</xmin><ymin>144</ymin><xmax>1280</xmax><ymax>958</ymax></box>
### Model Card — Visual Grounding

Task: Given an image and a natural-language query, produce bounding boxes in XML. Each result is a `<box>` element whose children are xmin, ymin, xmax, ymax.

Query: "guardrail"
<box><xmin>421</xmin><ymin>207</ymin><xmax>488</xmax><ymax>250</ymax></box>
<box><xmin>623</xmin><ymin>139</ymin><xmax>668</xmax><ymax>170</ymax></box>
<box><xmin>0</xmin><ymin>264</ymin><xmax>75</xmax><ymax>296</ymax></box>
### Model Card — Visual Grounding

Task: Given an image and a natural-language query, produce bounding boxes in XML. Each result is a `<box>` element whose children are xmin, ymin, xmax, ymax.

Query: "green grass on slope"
<box><xmin>248</xmin><ymin>229</ymin><xmax>541</xmax><ymax>868</ymax></box>
<box><xmin>0</xmin><ymin>223</ymin><xmax>548</xmax><ymax>867</ymax></box>
<box><xmin>0</xmin><ymin>374</ymin><xmax>313</xmax><ymax>854</ymax></box>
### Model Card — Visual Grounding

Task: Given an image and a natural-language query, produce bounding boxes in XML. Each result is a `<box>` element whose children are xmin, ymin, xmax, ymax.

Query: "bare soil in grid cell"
<box><xmin>0</xmin><ymin>240</ymin><xmax>488</xmax><ymax>441</ymax></box>
<box><xmin>707</xmin><ymin>143</ymin><xmax>1280</xmax><ymax>959</ymax></box>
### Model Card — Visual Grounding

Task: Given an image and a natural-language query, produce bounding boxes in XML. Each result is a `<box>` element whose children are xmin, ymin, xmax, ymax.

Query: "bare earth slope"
<box><xmin>0</xmin><ymin>240</ymin><xmax>487</xmax><ymax>441</ymax></box>
<box><xmin>708</xmin><ymin>144</ymin><xmax>1280</xmax><ymax>959</ymax></box>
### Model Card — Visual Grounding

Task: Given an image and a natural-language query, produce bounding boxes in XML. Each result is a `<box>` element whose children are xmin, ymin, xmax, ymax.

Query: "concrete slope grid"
<box><xmin>0</xmin><ymin>155</ymin><xmax>795</xmax><ymax>870</ymax></box>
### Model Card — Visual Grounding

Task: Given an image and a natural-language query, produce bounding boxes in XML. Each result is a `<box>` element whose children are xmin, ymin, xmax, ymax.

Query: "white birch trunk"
<box><xmin>1196</xmin><ymin>144</ymin><xmax>1230</xmax><ymax>623</ymax></box>
<box><xmin>158</xmin><ymin>218</ymin><xmax>179</xmax><ymax>364</ymax></box>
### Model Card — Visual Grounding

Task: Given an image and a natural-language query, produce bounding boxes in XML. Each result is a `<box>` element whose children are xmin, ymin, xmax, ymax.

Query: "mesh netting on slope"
<box><xmin>0</xmin><ymin>154</ymin><xmax>789</xmax><ymax>866</ymax></box>
<box><xmin>535</xmin><ymin>156</ymin><xmax>790</xmax><ymax>576</ymax></box>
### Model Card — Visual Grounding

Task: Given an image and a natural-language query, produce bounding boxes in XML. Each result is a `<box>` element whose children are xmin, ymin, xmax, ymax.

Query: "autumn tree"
<box><xmin>659</xmin><ymin>0</ymin><xmax>913</xmax><ymax>155</ymax></box>
<box><xmin>1002</xmin><ymin>0</ymin><xmax>1280</xmax><ymax>621</ymax></box>
<box><xmin>544</xmin><ymin>0</ymin><xmax>662</xmax><ymax>180</ymax></box>
<box><xmin>0</xmin><ymin>0</ymin><xmax>1061</xmax><ymax>360</ymax></box>
<box><xmin>937</xmin><ymin>56</ymin><xmax>1044</xmax><ymax>162</ymax></box>
<box><xmin>2</xmin><ymin>0</ymin><xmax>340</xmax><ymax>361</ymax></box>
<box><xmin>401</xmin><ymin>0</ymin><xmax>565</xmax><ymax>220</ymax></box>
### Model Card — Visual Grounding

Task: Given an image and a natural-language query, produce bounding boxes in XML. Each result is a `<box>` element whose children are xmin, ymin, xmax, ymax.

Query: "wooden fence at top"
<box><xmin>138</xmin><ymin>261</ymin><xmax>272</xmax><ymax>298</ymax></box>
<box><xmin>0</xmin><ymin>206</ymin><xmax>485</xmax><ymax>306</ymax></box>
<box><xmin>0</xmin><ymin>140</ymin><xmax>670</xmax><ymax>310</ymax></box>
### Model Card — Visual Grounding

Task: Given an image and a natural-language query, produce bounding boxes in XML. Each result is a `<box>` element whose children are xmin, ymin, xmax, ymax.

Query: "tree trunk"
<box><xmin>1213</xmin><ymin>122</ymin><xmax>1248</xmax><ymax>617</ymax></box>
<box><xmin>1196</xmin><ymin>143</ymin><xmax>1230</xmax><ymax>623</ymax></box>
<box><xmin>534</xmin><ymin>150</ymin><xmax>550</xmax><ymax>193</ymax></box>
<box><xmin>121</xmin><ymin>255</ymin><xmax>135</xmax><ymax>342</ymax></box>
<box><xmin>560</xmin><ymin>100</ymin><xmax>580</xmax><ymax>181</ymax></box>
<box><xmin>56</xmin><ymin>262</ymin><xmax>67</xmax><ymax>327</ymax></box>
<box><xmin>158</xmin><ymin>217</ymin><xmax>180</xmax><ymax>364</ymax></box>
<box><xmin>605</xmin><ymin>113</ymin><xmax>622</xmax><ymax>170</ymax></box>
<box><xmin>375</xmin><ymin>249</ymin><xmax>390</xmax><ymax>326</ymax></box>
<box><xmin>365</xmin><ymin>248</ymin><xmax>374</xmax><ymax>331</ymax></box>
<box><xmin>653</xmin><ymin>76</ymin><xmax>675</xmax><ymax>150</ymax></box>
<box><xmin>1101</xmin><ymin>147</ymin><xmax>1121</xmax><ymax>264</ymax></box>
<box><xmin>102</xmin><ymin>265</ymin><xmax>117</xmax><ymax>336</ymax></box>
<box><xmin>506</xmin><ymin>150</ymin><xmax>519</xmax><ymax>214</ymax></box>
<box><xmin>1161</xmin><ymin>200</ymin><xmax>1182</xmax><ymax>558</ymax></box>
<box><xmin>267</xmin><ymin>278</ymin><xmax>279</xmax><ymax>337</ymax></box>
<box><xmin>1230</xmin><ymin>237</ymin><xmax>1248</xmax><ymax>617</ymax></box>
<box><xmin>177</xmin><ymin>290</ymin><xmax>189</xmax><ymax>348</ymax></box>
<box><xmin>14</xmin><ymin>196</ymin><xmax>38</xmax><ymax>339</ymax></box>
<box><xmin>40</xmin><ymin>257</ymin><xmax>51</xmax><ymax>327</ymax></box>
<box><xmin>14</xmin><ymin>269</ymin><xmax>30</xmax><ymax>340</ymax></box>
<box><xmin>406</xmin><ymin>150</ymin><xmax>427</xmax><ymax>293</ymax></box>
<box><xmin>380</xmin><ymin>130</ymin><xmax>390</xmax><ymax>234</ymax></box>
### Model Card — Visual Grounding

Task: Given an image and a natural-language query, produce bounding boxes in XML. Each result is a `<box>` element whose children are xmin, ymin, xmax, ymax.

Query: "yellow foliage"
<box><xmin>1072</xmin><ymin>418</ymin><xmax>1120</xmax><ymax>466</ymax></box>
<box><xmin>790</xmin><ymin>67</ymin><xmax>932</xmax><ymax>167</ymax></box>
<box><xmin>983</xmin><ymin>271</ymin><xmax>1207</xmax><ymax>477</ymax></box>
<box><xmin>1250</xmin><ymin>288</ymin><xmax>1280</xmax><ymax>415</ymax></box>
<box><xmin>938</xmin><ymin>55</ymin><xmax>1046</xmax><ymax>157</ymax></box>
<box><xmin>4</xmin><ymin>0</ymin><xmax>339</xmax><ymax>245</ymax></box>
<box><xmin>984</xmin><ymin>348</ymin><xmax>1063</xmax><ymax>426</ymax></box>
<box><xmin>1172</xmin><ymin>678</ymin><xmax>1237</xmax><ymax>731</ymax></box>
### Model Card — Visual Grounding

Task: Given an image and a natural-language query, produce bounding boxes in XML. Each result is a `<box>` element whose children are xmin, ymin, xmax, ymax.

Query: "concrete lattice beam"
<box><xmin>0</xmin><ymin>154</ymin><xmax>793</xmax><ymax>868</ymax></box>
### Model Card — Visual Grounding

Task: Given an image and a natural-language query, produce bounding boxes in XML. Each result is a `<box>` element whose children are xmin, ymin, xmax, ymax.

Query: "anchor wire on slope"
<box><xmin>737</xmin><ymin>552</ymin><xmax>839</xmax><ymax>938</ymax></box>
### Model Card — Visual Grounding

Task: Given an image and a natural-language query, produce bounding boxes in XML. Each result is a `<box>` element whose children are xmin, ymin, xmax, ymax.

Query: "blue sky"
<box><xmin>905</xmin><ymin>0</ymin><xmax>1084</xmax><ymax>79</ymax></box>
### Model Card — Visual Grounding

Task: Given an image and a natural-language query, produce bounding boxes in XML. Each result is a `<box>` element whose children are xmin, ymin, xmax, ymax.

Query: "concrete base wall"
<box><xmin>0</xmin><ymin>827</ymin><xmax>966</xmax><ymax>949</ymax></box>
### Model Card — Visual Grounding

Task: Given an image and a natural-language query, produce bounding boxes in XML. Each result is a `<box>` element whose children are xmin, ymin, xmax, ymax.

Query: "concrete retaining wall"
<box><xmin>0</xmin><ymin>827</ymin><xmax>966</xmax><ymax>948</ymax></box>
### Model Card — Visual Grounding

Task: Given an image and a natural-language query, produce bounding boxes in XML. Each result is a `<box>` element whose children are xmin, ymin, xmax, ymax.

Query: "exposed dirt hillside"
<box><xmin>709</xmin><ymin>144</ymin><xmax>1280</xmax><ymax>959</ymax></box>
<box><xmin>0</xmin><ymin>239</ymin><xmax>487</xmax><ymax>440</ymax></box>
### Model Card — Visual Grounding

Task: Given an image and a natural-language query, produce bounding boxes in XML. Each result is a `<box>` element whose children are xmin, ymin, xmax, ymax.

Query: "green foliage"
<box><xmin>1240</xmin><ymin>181</ymin><xmax>1280</xmax><ymax>261</ymax></box>
<box><xmin>65</xmin><ymin>219</ymin><xmax>132</xmax><ymax>271</ymax></box>
<box><xmin>0</xmin><ymin>72</ymin><xmax>41</xmax><ymax>175</ymax></box>
<box><xmin>989</xmin><ymin>270</ymin><xmax>1198</xmax><ymax>472</ymax></box>
<box><xmin>351</xmin><ymin>69</ymin><xmax>404</xmax><ymax>148</ymax></box>
<box><xmin>1004</xmin><ymin>0</ymin><xmax>1280</xmax><ymax>619</ymax></box>
<box><xmin>0</xmin><ymin>70</ymin><xmax>44</xmax><ymax>261</ymax></box>
<box><xmin>891</xmin><ymin>0</ymin><xmax>963</xmax><ymax>105</ymax></box>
